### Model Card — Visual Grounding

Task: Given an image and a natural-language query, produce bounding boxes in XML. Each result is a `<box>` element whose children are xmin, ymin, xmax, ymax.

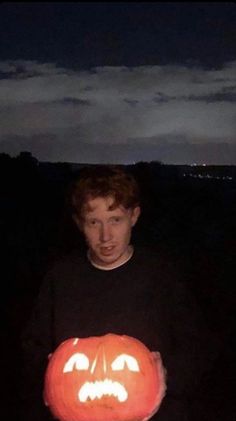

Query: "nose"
<box><xmin>90</xmin><ymin>349</ymin><xmax>107</xmax><ymax>376</ymax></box>
<box><xmin>100</xmin><ymin>223</ymin><xmax>112</xmax><ymax>242</ymax></box>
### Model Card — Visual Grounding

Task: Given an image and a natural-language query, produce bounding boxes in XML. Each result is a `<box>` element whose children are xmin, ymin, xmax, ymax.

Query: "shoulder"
<box><xmin>135</xmin><ymin>245</ymin><xmax>196</xmax><ymax>309</ymax></box>
<box><xmin>44</xmin><ymin>248</ymin><xmax>88</xmax><ymax>282</ymax></box>
<box><xmin>133</xmin><ymin>244</ymin><xmax>185</xmax><ymax>279</ymax></box>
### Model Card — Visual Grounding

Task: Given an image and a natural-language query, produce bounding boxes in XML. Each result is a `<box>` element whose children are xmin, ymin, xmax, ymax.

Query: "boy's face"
<box><xmin>78</xmin><ymin>196</ymin><xmax>140</xmax><ymax>269</ymax></box>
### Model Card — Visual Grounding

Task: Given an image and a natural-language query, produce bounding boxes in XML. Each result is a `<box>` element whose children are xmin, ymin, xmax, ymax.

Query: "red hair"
<box><xmin>69</xmin><ymin>165</ymin><xmax>140</xmax><ymax>221</ymax></box>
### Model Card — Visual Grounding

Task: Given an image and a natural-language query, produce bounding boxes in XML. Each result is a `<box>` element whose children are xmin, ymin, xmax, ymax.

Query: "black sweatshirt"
<box><xmin>20</xmin><ymin>246</ymin><xmax>215</xmax><ymax>421</ymax></box>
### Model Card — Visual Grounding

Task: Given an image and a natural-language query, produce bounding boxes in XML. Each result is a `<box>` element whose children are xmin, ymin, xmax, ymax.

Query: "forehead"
<box><xmin>83</xmin><ymin>196</ymin><xmax>124</xmax><ymax>215</ymax></box>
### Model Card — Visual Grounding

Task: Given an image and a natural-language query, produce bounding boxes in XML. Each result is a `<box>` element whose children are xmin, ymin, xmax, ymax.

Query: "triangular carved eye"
<box><xmin>111</xmin><ymin>354</ymin><xmax>139</xmax><ymax>372</ymax></box>
<box><xmin>63</xmin><ymin>353</ymin><xmax>89</xmax><ymax>372</ymax></box>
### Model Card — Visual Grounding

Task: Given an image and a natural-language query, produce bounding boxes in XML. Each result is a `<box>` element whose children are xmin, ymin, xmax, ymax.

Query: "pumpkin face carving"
<box><xmin>44</xmin><ymin>333</ymin><xmax>166</xmax><ymax>421</ymax></box>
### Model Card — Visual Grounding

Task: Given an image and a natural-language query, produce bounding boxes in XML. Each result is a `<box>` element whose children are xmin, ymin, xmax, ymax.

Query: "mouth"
<box><xmin>78</xmin><ymin>379</ymin><xmax>128</xmax><ymax>403</ymax></box>
<box><xmin>99</xmin><ymin>246</ymin><xmax>116</xmax><ymax>256</ymax></box>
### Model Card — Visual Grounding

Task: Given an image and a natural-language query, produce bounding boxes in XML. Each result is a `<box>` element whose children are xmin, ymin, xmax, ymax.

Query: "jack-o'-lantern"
<box><xmin>44</xmin><ymin>333</ymin><xmax>166</xmax><ymax>421</ymax></box>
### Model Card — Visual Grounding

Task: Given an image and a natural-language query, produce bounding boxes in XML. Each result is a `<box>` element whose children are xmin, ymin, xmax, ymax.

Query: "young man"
<box><xmin>20</xmin><ymin>165</ymin><xmax>212</xmax><ymax>421</ymax></box>
<box><xmin>71</xmin><ymin>165</ymin><xmax>141</xmax><ymax>270</ymax></box>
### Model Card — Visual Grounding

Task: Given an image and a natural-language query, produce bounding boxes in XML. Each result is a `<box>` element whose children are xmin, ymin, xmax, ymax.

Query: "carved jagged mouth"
<box><xmin>78</xmin><ymin>379</ymin><xmax>128</xmax><ymax>403</ymax></box>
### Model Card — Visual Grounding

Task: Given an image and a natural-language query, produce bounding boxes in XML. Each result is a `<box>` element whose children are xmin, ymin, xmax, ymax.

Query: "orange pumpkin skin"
<box><xmin>44</xmin><ymin>333</ymin><xmax>166</xmax><ymax>421</ymax></box>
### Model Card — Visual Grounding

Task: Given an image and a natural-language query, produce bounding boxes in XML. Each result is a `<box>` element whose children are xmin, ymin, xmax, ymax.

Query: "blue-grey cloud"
<box><xmin>188</xmin><ymin>92</ymin><xmax>236</xmax><ymax>103</ymax></box>
<box><xmin>0</xmin><ymin>60</ymin><xmax>236</xmax><ymax>164</ymax></box>
<box><xmin>55</xmin><ymin>97</ymin><xmax>92</xmax><ymax>106</ymax></box>
<box><xmin>123</xmin><ymin>98</ymin><xmax>139</xmax><ymax>107</ymax></box>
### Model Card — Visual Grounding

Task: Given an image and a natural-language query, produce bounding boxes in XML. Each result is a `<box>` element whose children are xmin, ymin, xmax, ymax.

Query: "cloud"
<box><xmin>0</xmin><ymin>60</ymin><xmax>236</xmax><ymax>163</ymax></box>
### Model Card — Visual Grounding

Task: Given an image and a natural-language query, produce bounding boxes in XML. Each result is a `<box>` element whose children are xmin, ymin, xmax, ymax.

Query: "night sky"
<box><xmin>0</xmin><ymin>2</ymin><xmax>236</xmax><ymax>164</ymax></box>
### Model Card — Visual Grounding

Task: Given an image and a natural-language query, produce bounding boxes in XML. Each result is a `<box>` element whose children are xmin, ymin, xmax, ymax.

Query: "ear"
<box><xmin>131</xmin><ymin>206</ymin><xmax>141</xmax><ymax>227</ymax></box>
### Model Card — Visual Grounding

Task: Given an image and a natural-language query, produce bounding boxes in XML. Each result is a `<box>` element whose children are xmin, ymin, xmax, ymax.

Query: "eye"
<box><xmin>111</xmin><ymin>354</ymin><xmax>139</xmax><ymax>372</ymax></box>
<box><xmin>63</xmin><ymin>353</ymin><xmax>89</xmax><ymax>373</ymax></box>
<box><xmin>87</xmin><ymin>219</ymin><xmax>99</xmax><ymax>227</ymax></box>
<box><xmin>110</xmin><ymin>216</ymin><xmax>122</xmax><ymax>224</ymax></box>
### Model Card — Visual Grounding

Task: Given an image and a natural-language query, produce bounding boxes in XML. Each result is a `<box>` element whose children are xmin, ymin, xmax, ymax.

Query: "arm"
<box><xmin>157</xmin><ymin>279</ymin><xmax>219</xmax><ymax>421</ymax></box>
<box><xmin>20</xmin><ymin>273</ymin><xmax>55</xmax><ymax>421</ymax></box>
<box><xmin>148</xmin><ymin>248</ymin><xmax>220</xmax><ymax>421</ymax></box>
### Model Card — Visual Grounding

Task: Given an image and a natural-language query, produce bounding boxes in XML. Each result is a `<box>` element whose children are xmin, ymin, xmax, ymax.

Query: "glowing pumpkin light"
<box><xmin>44</xmin><ymin>333</ymin><xmax>166</xmax><ymax>421</ymax></box>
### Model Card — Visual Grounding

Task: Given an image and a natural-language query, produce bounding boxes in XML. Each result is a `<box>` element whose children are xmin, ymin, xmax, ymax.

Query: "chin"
<box><xmin>99</xmin><ymin>255</ymin><xmax>118</xmax><ymax>265</ymax></box>
<box><xmin>97</xmin><ymin>253</ymin><xmax>122</xmax><ymax>267</ymax></box>
<box><xmin>91</xmin><ymin>247</ymin><xmax>126</xmax><ymax>267</ymax></box>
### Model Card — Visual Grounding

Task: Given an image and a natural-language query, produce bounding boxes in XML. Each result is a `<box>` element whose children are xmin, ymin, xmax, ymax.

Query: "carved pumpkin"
<box><xmin>44</xmin><ymin>333</ymin><xmax>166</xmax><ymax>421</ymax></box>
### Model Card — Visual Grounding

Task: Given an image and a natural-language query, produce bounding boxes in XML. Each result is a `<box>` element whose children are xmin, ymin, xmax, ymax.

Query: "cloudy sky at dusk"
<box><xmin>0</xmin><ymin>3</ymin><xmax>236</xmax><ymax>165</ymax></box>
